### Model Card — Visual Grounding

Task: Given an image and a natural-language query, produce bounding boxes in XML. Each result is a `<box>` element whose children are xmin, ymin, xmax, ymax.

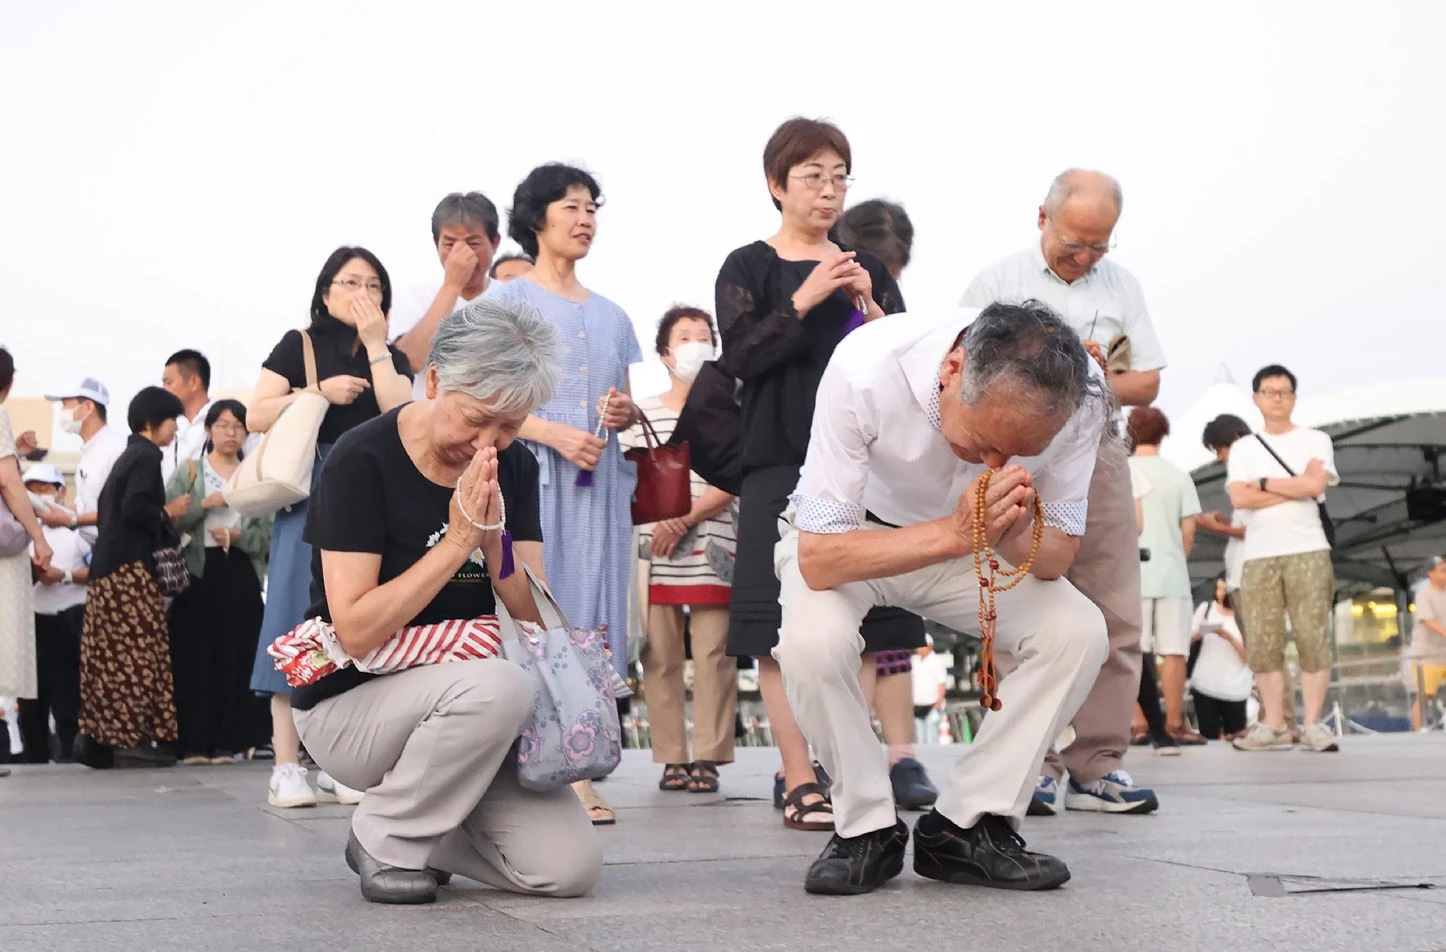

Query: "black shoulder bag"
<box><xmin>1253</xmin><ymin>435</ymin><xmax>1336</xmax><ymax>548</ymax></box>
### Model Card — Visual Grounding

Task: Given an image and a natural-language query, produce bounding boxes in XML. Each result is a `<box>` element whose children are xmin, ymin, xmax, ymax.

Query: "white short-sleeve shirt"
<box><xmin>388</xmin><ymin>280</ymin><xmax>487</xmax><ymax>401</ymax></box>
<box><xmin>960</xmin><ymin>245</ymin><xmax>1166</xmax><ymax>373</ymax></box>
<box><xmin>789</xmin><ymin>308</ymin><xmax>1105</xmax><ymax>540</ymax></box>
<box><xmin>1226</xmin><ymin>428</ymin><xmax>1339</xmax><ymax>561</ymax></box>
<box><xmin>76</xmin><ymin>425</ymin><xmax>127</xmax><ymax>545</ymax></box>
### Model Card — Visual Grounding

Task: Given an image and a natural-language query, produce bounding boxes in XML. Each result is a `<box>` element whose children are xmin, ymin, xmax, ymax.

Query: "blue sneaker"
<box><xmin>1064</xmin><ymin>770</ymin><xmax>1159</xmax><ymax>814</ymax></box>
<box><xmin>1026</xmin><ymin>775</ymin><xmax>1059</xmax><ymax>816</ymax></box>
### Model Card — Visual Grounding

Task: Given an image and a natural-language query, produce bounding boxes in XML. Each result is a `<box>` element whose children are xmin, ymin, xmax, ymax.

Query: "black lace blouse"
<box><xmin>714</xmin><ymin>240</ymin><xmax>904</xmax><ymax>472</ymax></box>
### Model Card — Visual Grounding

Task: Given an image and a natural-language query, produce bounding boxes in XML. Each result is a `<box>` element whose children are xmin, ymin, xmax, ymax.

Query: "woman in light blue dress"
<box><xmin>486</xmin><ymin>163</ymin><xmax>641</xmax><ymax>825</ymax></box>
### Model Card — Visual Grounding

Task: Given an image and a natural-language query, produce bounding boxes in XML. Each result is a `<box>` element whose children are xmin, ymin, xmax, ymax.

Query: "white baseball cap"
<box><xmin>44</xmin><ymin>377</ymin><xmax>110</xmax><ymax>406</ymax></box>
<box><xmin>22</xmin><ymin>463</ymin><xmax>65</xmax><ymax>486</ymax></box>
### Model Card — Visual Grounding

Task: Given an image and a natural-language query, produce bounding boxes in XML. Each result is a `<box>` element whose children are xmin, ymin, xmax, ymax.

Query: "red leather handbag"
<box><xmin>623</xmin><ymin>411</ymin><xmax>692</xmax><ymax>525</ymax></box>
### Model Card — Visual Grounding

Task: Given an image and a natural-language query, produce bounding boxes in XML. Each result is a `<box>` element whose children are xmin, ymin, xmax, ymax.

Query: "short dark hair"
<box><xmin>0</xmin><ymin>346</ymin><xmax>13</xmax><ymax>394</ymax></box>
<box><xmin>507</xmin><ymin>164</ymin><xmax>603</xmax><ymax>258</ymax></box>
<box><xmin>310</xmin><ymin>247</ymin><xmax>392</xmax><ymax>326</ymax></box>
<box><xmin>166</xmin><ymin>349</ymin><xmax>211</xmax><ymax>391</ymax></box>
<box><xmin>204</xmin><ymin>398</ymin><xmax>249</xmax><ymax>456</ymax></box>
<box><xmin>1252</xmin><ymin>364</ymin><xmax>1298</xmax><ymax>393</ymax></box>
<box><xmin>128</xmin><ymin>386</ymin><xmax>184</xmax><ymax>435</ymax></box>
<box><xmin>763</xmin><ymin>117</ymin><xmax>851</xmax><ymax>211</ymax></box>
<box><xmin>834</xmin><ymin>199</ymin><xmax>913</xmax><ymax>274</ymax></box>
<box><xmin>489</xmin><ymin>251</ymin><xmax>534</xmax><ymax>278</ymax></box>
<box><xmin>90</xmin><ymin>400</ymin><xmax>107</xmax><ymax>423</ymax></box>
<box><xmin>654</xmin><ymin>305</ymin><xmax>716</xmax><ymax>357</ymax></box>
<box><xmin>431</xmin><ymin>192</ymin><xmax>500</xmax><ymax>243</ymax></box>
<box><xmin>1127</xmin><ymin>406</ymin><xmax>1170</xmax><ymax>447</ymax></box>
<box><xmin>1202</xmin><ymin>413</ymin><xmax>1251</xmax><ymax>451</ymax></box>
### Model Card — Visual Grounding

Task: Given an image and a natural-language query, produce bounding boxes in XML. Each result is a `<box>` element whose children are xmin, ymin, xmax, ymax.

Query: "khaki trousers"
<box><xmin>643</xmin><ymin>604</ymin><xmax>737</xmax><ymax>765</ymax></box>
<box><xmin>773</xmin><ymin>525</ymin><xmax>1107</xmax><ymax>838</ymax></box>
<box><xmin>293</xmin><ymin>660</ymin><xmax>601</xmax><ymax>896</ymax></box>
<box><xmin>1041</xmin><ymin>436</ymin><xmax>1144</xmax><ymax>786</ymax></box>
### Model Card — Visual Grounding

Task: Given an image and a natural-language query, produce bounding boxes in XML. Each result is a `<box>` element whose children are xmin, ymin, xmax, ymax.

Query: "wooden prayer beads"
<box><xmin>971</xmin><ymin>471</ymin><xmax>1046</xmax><ymax>712</ymax></box>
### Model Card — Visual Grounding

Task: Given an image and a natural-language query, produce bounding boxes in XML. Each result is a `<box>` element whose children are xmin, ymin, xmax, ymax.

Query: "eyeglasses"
<box><xmin>210</xmin><ymin>422</ymin><xmax>246</xmax><ymax>433</ymax></box>
<box><xmin>1047</xmin><ymin>218</ymin><xmax>1116</xmax><ymax>256</ymax></box>
<box><xmin>1256</xmin><ymin>387</ymin><xmax>1296</xmax><ymax>400</ymax></box>
<box><xmin>790</xmin><ymin>171</ymin><xmax>854</xmax><ymax>192</ymax></box>
<box><xmin>332</xmin><ymin>278</ymin><xmax>384</xmax><ymax>295</ymax></box>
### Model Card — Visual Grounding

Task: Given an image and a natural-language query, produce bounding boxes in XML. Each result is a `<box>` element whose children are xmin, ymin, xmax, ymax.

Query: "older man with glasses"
<box><xmin>961</xmin><ymin>169</ymin><xmax>1168</xmax><ymax>817</ymax></box>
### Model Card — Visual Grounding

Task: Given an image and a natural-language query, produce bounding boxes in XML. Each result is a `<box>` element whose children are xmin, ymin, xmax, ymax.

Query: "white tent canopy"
<box><xmin>1162</xmin><ymin>364</ymin><xmax>1262</xmax><ymax>472</ymax></box>
<box><xmin>1187</xmin><ymin>377</ymin><xmax>1446</xmax><ymax>600</ymax></box>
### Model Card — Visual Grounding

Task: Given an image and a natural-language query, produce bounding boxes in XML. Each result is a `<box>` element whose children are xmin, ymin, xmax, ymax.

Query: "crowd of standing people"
<box><xmin>1</xmin><ymin>115</ymin><xmax>1439</xmax><ymax>906</ymax></box>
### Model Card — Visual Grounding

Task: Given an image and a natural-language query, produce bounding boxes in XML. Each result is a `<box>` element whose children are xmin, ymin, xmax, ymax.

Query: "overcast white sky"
<box><xmin>3</xmin><ymin>1</ymin><xmax>1442</xmax><ymax>457</ymax></box>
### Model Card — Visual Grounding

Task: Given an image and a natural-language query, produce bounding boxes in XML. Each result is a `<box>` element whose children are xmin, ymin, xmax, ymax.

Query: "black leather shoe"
<box><xmin>344</xmin><ymin>831</ymin><xmax>438</xmax><ymax>904</ymax></box>
<box><xmin>73</xmin><ymin>734</ymin><xmax>115</xmax><ymax>770</ymax></box>
<box><xmin>913</xmin><ymin>811</ymin><xmax>1070</xmax><ymax>890</ymax></box>
<box><xmin>890</xmin><ymin>757</ymin><xmax>939</xmax><ymax>810</ymax></box>
<box><xmin>803</xmin><ymin>818</ymin><xmax>908</xmax><ymax>895</ymax></box>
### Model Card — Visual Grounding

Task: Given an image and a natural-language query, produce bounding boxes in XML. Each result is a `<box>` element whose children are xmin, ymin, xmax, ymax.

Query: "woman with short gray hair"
<box><xmin>289</xmin><ymin>297</ymin><xmax>602</xmax><ymax>905</ymax></box>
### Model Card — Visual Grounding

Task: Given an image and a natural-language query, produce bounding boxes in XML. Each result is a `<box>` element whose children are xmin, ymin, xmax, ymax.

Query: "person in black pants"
<box><xmin>18</xmin><ymin>464</ymin><xmax>89</xmax><ymax>763</ymax></box>
<box><xmin>164</xmin><ymin>401</ymin><xmax>272</xmax><ymax>765</ymax></box>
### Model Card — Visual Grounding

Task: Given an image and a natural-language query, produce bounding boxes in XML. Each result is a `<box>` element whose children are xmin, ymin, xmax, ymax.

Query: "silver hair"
<box><xmin>426</xmin><ymin>296</ymin><xmax>561</xmax><ymax>415</ymax></box>
<box><xmin>1043</xmin><ymin>169</ymin><xmax>1124</xmax><ymax>216</ymax></box>
<box><xmin>959</xmin><ymin>300</ymin><xmax>1117</xmax><ymax>438</ymax></box>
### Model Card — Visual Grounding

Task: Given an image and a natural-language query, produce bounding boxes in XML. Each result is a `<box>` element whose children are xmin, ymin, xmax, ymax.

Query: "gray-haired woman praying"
<box><xmin>290</xmin><ymin>296</ymin><xmax>602</xmax><ymax>905</ymax></box>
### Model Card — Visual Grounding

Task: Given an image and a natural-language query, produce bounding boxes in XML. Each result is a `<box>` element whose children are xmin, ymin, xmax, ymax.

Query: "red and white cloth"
<box><xmin>268</xmin><ymin>616</ymin><xmax>504</xmax><ymax>688</ymax></box>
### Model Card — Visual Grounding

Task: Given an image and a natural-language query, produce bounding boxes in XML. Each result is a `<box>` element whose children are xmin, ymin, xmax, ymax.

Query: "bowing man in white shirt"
<box><xmin>775</xmin><ymin>301</ymin><xmax>1112</xmax><ymax>896</ymax></box>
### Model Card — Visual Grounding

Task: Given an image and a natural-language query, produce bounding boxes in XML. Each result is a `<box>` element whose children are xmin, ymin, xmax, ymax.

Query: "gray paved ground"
<box><xmin>3</xmin><ymin>734</ymin><xmax>1445</xmax><ymax>952</ymax></box>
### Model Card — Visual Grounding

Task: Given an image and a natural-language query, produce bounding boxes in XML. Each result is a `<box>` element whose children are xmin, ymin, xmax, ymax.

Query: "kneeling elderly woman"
<box><xmin>291</xmin><ymin>297</ymin><xmax>602</xmax><ymax>905</ymax></box>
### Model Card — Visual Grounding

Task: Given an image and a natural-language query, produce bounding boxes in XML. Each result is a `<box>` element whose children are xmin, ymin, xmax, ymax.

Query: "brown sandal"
<box><xmin>781</xmin><ymin>782</ymin><xmax>835</xmax><ymax>831</ymax></box>
<box><xmin>687</xmin><ymin>762</ymin><xmax>720</xmax><ymax>793</ymax></box>
<box><xmin>659</xmin><ymin>763</ymin><xmax>692</xmax><ymax>791</ymax></box>
<box><xmin>572</xmin><ymin>780</ymin><xmax>616</xmax><ymax>826</ymax></box>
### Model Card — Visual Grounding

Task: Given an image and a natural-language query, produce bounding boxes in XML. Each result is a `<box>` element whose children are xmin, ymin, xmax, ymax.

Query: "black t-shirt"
<box><xmin>262</xmin><ymin>317</ymin><xmax>413</xmax><ymax>445</ymax></box>
<box><xmin>289</xmin><ymin>408</ymin><xmax>542</xmax><ymax>710</ymax></box>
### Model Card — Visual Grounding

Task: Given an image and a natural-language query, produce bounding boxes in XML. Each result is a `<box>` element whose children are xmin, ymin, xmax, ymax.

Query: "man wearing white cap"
<box><xmin>40</xmin><ymin>378</ymin><xmax>126</xmax><ymax>545</ymax></box>
<box><xmin>18</xmin><ymin>463</ymin><xmax>89</xmax><ymax>762</ymax></box>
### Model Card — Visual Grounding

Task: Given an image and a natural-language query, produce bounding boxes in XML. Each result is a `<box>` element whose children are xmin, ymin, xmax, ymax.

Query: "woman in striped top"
<box><xmin>622</xmin><ymin>306</ymin><xmax>738</xmax><ymax>794</ymax></box>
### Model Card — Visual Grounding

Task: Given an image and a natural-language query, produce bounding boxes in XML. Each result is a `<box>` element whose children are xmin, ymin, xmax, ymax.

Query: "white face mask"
<box><xmin>59</xmin><ymin>406</ymin><xmax>87</xmax><ymax>436</ymax></box>
<box><xmin>669</xmin><ymin>341</ymin><xmax>713</xmax><ymax>383</ymax></box>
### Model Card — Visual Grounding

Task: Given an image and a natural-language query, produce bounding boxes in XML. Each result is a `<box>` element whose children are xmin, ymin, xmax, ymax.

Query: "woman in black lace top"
<box><xmin>715</xmin><ymin>118</ymin><xmax>924</xmax><ymax>832</ymax></box>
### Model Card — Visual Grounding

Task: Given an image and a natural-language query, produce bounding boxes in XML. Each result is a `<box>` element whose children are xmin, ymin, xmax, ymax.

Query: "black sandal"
<box><xmin>781</xmin><ymin>782</ymin><xmax>835</xmax><ymax>831</ymax></box>
<box><xmin>659</xmin><ymin>763</ymin><xmax>692</xmax><ymax>791</ymax></box>
<box><xmin>687</xmin><ymin>762</ymin><xmax>720</xmax><ymax>793</ymax></box>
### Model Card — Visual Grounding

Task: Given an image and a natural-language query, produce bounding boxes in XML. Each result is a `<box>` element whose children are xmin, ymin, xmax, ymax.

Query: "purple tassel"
<box><xmin>500</xmin><ymin>529</ymin><xmax>516</xmax><ymax>580</ymax></box>
<box><xmin>575</xmin><ymin>469</ymin><xmax>594</xmax><ymax>487</ymax></box>
<box><xmin>842</xmin><ymin>307</ymin><xmax>866</xmax><ymax>337</ymax></box>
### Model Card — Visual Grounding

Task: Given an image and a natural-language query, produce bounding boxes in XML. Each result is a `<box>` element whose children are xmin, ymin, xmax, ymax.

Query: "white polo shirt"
<box><xmin>32</xmin><ymin>525</ymin><xmax>89</xmax><ymax>615</ymax></box>
<box><xmin>76</xmin><ymin>424</ymin><xmax>127</xmax><ymax>545</ymax></box>
<box><xmin>161</xmin><ymin>400</ymin><xmax>213</xmax><ymax>485</ymax></box>
<box><xmin>960</xmin><ymin>245</ymin><xmax>1167</xmax><ymax>372</ymax></box>
<box><xmin>788</xmin><ymin>308</ymin><xmax>1105</xmax><ymax>540</ymax></box>
<box><xmin>389</xmin><ymin>280</ymin><xmax>488</xmax><ymax>401</ymax></box>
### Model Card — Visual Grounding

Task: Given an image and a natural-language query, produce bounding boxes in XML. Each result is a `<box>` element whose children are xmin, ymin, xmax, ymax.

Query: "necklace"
<box><xmin>972</xmin><ymin>471</ymin><xmax>1046</xmax><ymax>712</ymax></box>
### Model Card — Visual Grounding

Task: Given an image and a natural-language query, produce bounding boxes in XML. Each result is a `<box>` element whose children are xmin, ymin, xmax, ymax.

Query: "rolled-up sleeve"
<box><xmin>1033</xmin><ymin>417</ymin><xmax>1100</xmax><ymax>538</ymax></box>
<box><xmin>788</xmin><ymin>359</ymin><xmax>874</xmax><ymax>535</ymax></box>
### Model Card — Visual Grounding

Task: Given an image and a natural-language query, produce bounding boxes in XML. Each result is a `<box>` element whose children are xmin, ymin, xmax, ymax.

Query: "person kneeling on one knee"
<box><xmin>774</xmin><ymin>300</ymin><xmax>1112</xmax><ymax>896</ymax></box>
<box><xmin>289</xmin><ymin>297</ymin><xmax>602</xmax><ymax>905</ymax></box>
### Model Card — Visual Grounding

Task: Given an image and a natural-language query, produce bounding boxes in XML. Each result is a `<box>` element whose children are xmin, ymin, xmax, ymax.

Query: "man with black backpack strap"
<box><xmin>1226</xmin><ymin>364</ymin><xmax>1340</xmax><ymax>753</ymax></box>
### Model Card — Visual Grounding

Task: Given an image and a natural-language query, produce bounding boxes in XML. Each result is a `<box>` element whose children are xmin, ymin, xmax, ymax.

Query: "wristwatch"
<box><xmin>62</xmin><ymin>570</ymin><xmax>74</xmax><ymax>585</ymax></box>
<box><xmin>68</xmin><ymin>514</ymin><xmax>79</xmax><ymax>529</ymax></box>
<box><xmin>1258</xmin><ymin>477</ymin><xmax>1269</xmax><ymax>492</ymax></box>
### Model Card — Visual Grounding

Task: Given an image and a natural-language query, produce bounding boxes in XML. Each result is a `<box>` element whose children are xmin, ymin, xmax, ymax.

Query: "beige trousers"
<box><xmin>773</xmin><ymin>525</ymin><xmax>1107</xmax><ymax>838</ymax></box>
<box><xmin>643</xmin><ymin>604</ymin><xmax>737</xmax><ymax>765</ymax></box>
<box><xmin>1041</xmin><ymin>436</ymin><xmax>1145</xmax><ymax>786</ymax></box>
<box><xmin>293</xmin><ymin>660</ymin><xmax>601</xmax><ymax>896</ymax></box>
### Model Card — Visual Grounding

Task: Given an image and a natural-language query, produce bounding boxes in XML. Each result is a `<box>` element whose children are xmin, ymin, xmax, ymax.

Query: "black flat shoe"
<box><xmin>913</xmin><ymin>811</ymin><xmax>1070</xmax><ymax>891</ymax></box>
<box><xmin>73</xmin><ymin>734</ymin><xmax>115</xmax><ymax>770</ymax></box>
<box><xmin>344</xmin><ymin>831</ymin><xmax>438</xmax><ymax>904</ymax></box>
<box><xmin>890</xmin><ymin>757</ymin><xmax>939</xmax><ymax>810</ymax></box>
<box><xmin>803</xmin><ymin>818</ymin><xmax>908</xmax><ymax>895</ymax></box>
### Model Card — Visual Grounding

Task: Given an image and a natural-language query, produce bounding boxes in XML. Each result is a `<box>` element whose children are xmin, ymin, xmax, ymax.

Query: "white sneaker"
<box><xmin>316</xmin><ymin>770</ymin><xmax>365</xmax><ymax>805</ymax></box>
<box><xmin>267</xmin><ymin>763</ymin><xmax>318</xmax><ymax>808</ymax></box>
<box><xmin>1301</xmin><ymin>722</ymin><xmax>1340</xmax><ymax>753</ymax></box>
